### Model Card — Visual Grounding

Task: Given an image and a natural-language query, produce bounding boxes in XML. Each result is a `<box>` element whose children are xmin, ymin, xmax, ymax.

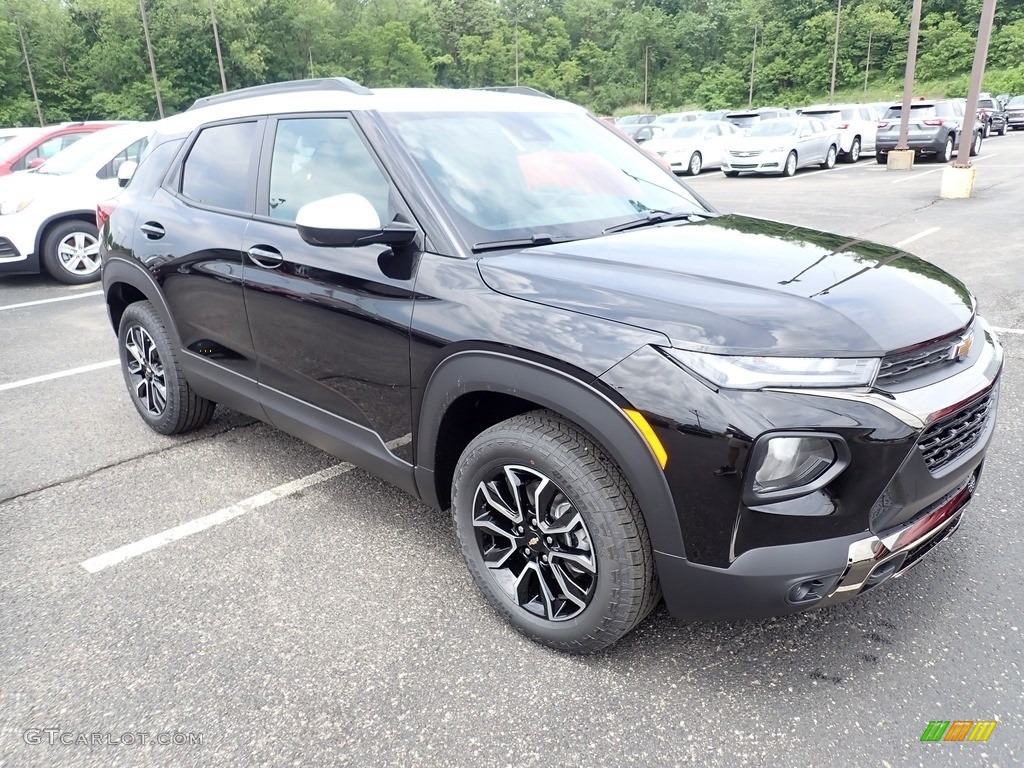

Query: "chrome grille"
<box><xmin>730</xmin><ymin>150</ymin><xmax>763</xmax><ymax>158</ymax></box>
<box><xmin>917</xmin><ymin>390</ymin><xmax>995</xmax><ymax>472</ymax></box>
<box><xmin>877</xmin><ymin>333</ymin><xmax>961</xmax><ymax>386</ymax></box>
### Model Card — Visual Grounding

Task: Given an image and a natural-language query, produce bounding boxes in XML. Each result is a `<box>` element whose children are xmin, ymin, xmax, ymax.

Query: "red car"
<box><xmin>0</xmin><ymin>122</ymin><xmax>123</xmax><ymax>176</ymax></box>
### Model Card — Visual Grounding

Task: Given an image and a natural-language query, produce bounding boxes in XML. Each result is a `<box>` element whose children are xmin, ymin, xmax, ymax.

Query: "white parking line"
<box><xmin>893</xmin><ymin>227</ymin><xmax>941</xmax><ymax>248</ymax></box>
<box><xmin>891</xmin><ymin>168</ymin><xmax>941</xmax><ymax>184</ymax></box>
<box><xmin>0</xmin><ymin>359</ymin><xmax>119</xmax><ymax>393</ymax></box>
<box><xmin>80</xmin><ymin>434</ymin><xmax>412</xmax><ymax>573</ymax></box>
<box><xmin>992</xmin><ymin>326</ymin><xmax>1024</xmax><ymax>335</ymax></box>
<box><xmin>0</xmin><ymin>290</ymin><xmax>103</xmax><ymax>311</ymax></box>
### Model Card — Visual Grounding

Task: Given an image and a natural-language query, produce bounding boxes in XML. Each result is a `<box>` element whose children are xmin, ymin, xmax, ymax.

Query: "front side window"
<box><xmin>384</xmin><ymin>110</ymin><xmax>708</xmax><ymax>246</ymax></box>
<box><xmin>181</xmin><ymin>122</ymin><xmax>258</xmax><ymax>212</ymax></box>
<box><xmin>266</xmin><ymin>117</ymin><xmax>391</xmax><ymax>223</ymax></box>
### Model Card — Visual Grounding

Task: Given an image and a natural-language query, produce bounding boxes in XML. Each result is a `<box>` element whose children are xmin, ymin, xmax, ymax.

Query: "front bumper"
<box><xmin>721</xmin><ymin>150</ymin><xmax>788</xmax><ymax>174</ymax></box>
<box><xmin>0</xmin><ymin>212</ymin><xmax>40</xmax><ymax>274</ymax></box>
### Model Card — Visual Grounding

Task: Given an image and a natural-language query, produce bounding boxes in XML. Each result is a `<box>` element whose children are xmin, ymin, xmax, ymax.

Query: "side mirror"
<box><xmin>28</xmin><ymin>157</ymin><xmax>46</xmax><ymax>170</ymax></box>
<box><xmin>117</xmin><ymin>160</ymin><xmax>138</xmax><ymax>188</ymax></box>
<box><xmin>295</xmin><ymin>193</ymin><xmax>417</xmax><ymax>248</ymax></box>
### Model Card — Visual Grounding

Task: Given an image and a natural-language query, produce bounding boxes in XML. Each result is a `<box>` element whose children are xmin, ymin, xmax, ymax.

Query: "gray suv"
<box><xmin>875</xmin><ymin>99</ymin><xmax>982</xmax><ymax>163</ymax></box>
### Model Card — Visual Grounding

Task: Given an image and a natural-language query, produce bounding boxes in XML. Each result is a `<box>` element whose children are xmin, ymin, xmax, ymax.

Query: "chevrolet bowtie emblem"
<box><xmin>528</xmin><ymin>536</ymin><xmax>540</xmax><ymax>547</ymax></box>
<box><xmin>951</xmin><ymin>332</ymin><xmax>974</xmax><ymax>362</ymax></box>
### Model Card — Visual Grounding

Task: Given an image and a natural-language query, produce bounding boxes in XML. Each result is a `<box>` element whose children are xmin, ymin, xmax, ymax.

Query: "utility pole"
<box><xmin>955</xmin><ymin>0</ymin><xmax>997</xmax><ymax>166</ymax></box>
<box><xmin>14</xmin><ymin>15</ymin><xmax>44</xmax><ymax>126</ymax></box>
<box><xmin>209</xmin><ymin>0</ymin><xmax>227</xmax><ymax>92</ymax></box>
<box><xmin>896</xmin><ymin>0</ymin><xmax>923</xmax><ymax>149</ymax></box>
<box><xmin>829</xmin><ymin>0</ymin><xmax>842</xmax><ymax>103</ymax></box>
<box><xmin>140</xmin><ymin>0</ymin><xmax>164</xmax><ymax>118</ymax></box>
<box><xmin>748</xmin><ymin>27</ymin><xmax>758</xmax><ymax>109</ymax></box>
<box><xmin>515</xmin><ymin>22</ymin><xmax>520</xmax><ymax>86</ymax></box>
<box><xmin>644</xmin><ymin>46</ymin><xmax>651</xmax><ymax>109</ymax></box>
<box><xmin>864</xmin><ymin>30</ymin><xmax>872</xmax><ymax>93</ymax></box>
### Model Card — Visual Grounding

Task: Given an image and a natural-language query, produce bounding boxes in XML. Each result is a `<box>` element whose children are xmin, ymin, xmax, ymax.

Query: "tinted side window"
<box><xmin>127</xmin><ymin>139</ymin><xmax>184</xmax><ymax>192</ymax></box>
<box><xmin>267</xmin><ymin>117</ymin><xmax>392</xmax><ymax>222</ymax></box>
<box><xmin>181</xmin><ymin>122</ymin><xmax>259</xmax><ymax>212</ymax></box>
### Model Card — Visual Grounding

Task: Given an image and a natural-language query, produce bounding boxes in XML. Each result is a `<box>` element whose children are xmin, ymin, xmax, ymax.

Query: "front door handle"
<box><xmin>140</xmin><ymin>222</ymin><xmax>165</xmax><ymax>239</ymax></box>
<box><xmin>246</xmin><ymin>245</ymin><xmax>284</xmax><ymax>269</ymax></box>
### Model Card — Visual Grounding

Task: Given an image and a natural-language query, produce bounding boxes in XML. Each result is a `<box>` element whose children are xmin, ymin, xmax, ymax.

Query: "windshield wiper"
<box><xmin>472</xmin><ymin>233</ymin><xmax>575</xmax><ymax>253</ymax></box>
<box><xmin>603</xmin><ymin>210</ymin><xmax>713</xmax><ymax>235</ymax></box>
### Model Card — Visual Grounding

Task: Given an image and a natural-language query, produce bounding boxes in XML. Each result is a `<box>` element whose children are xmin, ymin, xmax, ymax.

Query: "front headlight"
<box><xmin>0</xmin><ymin>198</ymin><xmax>33</xmax><ymax>215</ymax></box>
<box><xmin>665</xmin><ymin>348</ymin><xmax>879</xmax><ymax>389</ymax></box>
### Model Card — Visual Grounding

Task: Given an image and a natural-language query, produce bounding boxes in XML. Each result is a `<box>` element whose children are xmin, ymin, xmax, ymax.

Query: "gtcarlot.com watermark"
<box><xmin>24</xmin><ymin>728</ymin><xmax>203</xmax><ymax>747</ymax></box>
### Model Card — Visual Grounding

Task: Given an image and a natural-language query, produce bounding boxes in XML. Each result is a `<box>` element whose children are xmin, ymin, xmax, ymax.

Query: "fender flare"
<box><xmin>34</xmin><ymin>210</ymin><xmax>97</xmax><ymax>258</ymax></box>
<box><xmin>416</xmin><ymin>350</ymin><xmax>687</xmax><ymax>558</ymax></box>
<box><xmin>101</xmin><ymin>256</ymin><xmax>183</xmax><ymax>348</ymax></box>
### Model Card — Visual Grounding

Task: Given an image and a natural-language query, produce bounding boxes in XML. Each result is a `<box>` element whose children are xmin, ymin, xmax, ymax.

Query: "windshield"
<box><xmin>0</xmin><ymin>130</ymin><xmax>49</xmax><ymax>162</ymax></box>
<box><xmin>383</xmin><ymin>110</ymin><xmax>708</xmax><ymax>246</ymax></box>
<box><xmin>747</xmin><ymin>119</ymin><xmax>799</xmax><ymax>137</ymax></box>
<box><xmin>1007</xmin><ymin>96</ymin><xmax>1024</xmax><ymax>107</ymax></box>
<box><xmin>38</xmin><ymin>124</ymin><xmax>145</xmax><ymax>176</ymax></box>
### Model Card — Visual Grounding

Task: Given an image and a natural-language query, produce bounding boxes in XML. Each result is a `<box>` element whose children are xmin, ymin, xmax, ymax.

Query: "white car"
<box><xmin>0</xmin><ymin>122</ymin><xmax>150</xmax><ymax>283</ymax></box>
<box><xmin>799</xmin><ymin>104</ymin><xmax>878</xmax><ymax>162</ymax></box>
<box><xmin>642</xmin><ymin>120</ymin><xmax>739</xmax><ymax>175</ymax></box>
<box><xmin>0</xmin><ymin>127</ymin><xmax>43</xmax><ymax>147</ymax></box>
<box><xmin>652</xmin><ymin>110</ymin><xmax>706</xmax><ymax>126</ymax></box>
<box><xmin>721</xmin><ymin>116</ymin><xmax>840</xmax><ymax>177</ymax></box>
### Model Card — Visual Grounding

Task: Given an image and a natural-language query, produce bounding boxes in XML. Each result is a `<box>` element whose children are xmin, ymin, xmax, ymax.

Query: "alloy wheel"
<box><xmin>689</xmin><ymin>152</ymin><xmax>702</xmax><ymax>175</ymax></box>
<box><xmin>124</xmin><ymin>325</ymin><xmax>167</xmax><ymax>416</ymax></box>
<box><xmin>56</xmin><ymin>231</ymin><xmax>101</xmax><ymax>276</ymax></box>
<box><xmin>472</xmin><ymin>465</ymin><xmax>597</xmax><ymax>621</ymax></box>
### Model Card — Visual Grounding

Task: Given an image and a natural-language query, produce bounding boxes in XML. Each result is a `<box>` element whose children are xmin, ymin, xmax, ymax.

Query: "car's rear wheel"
<box><xmin>997</xmin><ymin>121</ymin><xmax>1007</xmax><ymax>136</ymax></box>
<box><xmin>844</xmin><ymin>137</ymin><xmax>861</xmax><ymax>163</ymax></box>
<box><xmin>938</xmin><ymin>134</ymin><xmax>954</xmax><ymax>163</ymax></box>
<box><xmin>118</xmin><ymin>301</ymin><xmax>216</xmax><ymax>435</ymax></box>
<box><xmin>983</xmin><ymin>120</ymin><xmax>991</xmax><ymax>138</ymax></box>
<box><xmin>41</xmin><ymin>220</ymin><xmax>101</xmax><ymax>285</ymax></box>
<box><xmin>970</xmin><ymin>130</ymin><xmax>982</xmax><ymax>156</ymax></box>
<box><xmin>782</xmin><ymin>151</ymin><xmax>797</xmax><ymax>176</ymax></box>
<box><xmin>821</xmin><ymin>145</ymin><xmax>837</xmax><ymax>169</ymax></box>
<box><xmin>875</xmin><ymin>151</ymin><xmax>888</xmax><ymax>165</ymax></box>
<box><xmin>452</xmin><ymin>411</ymin><xmax>659</xmax><ymax>653</ymax></box>
<box><xmin>687</xmin><ymin>152</ymin><xmax>702</xmax><ymax>176</ymax></box>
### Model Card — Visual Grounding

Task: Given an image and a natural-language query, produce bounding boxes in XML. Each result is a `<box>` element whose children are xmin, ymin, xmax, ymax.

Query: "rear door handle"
<box><xmin>140</xmin><ymin>222</ymin><xmax>165</xmax><ymax>239</ymax></box>
<box><xmin>246</xmin><ymin>245</ymin><xmax>284</xmax><ymax>269</ymax></box>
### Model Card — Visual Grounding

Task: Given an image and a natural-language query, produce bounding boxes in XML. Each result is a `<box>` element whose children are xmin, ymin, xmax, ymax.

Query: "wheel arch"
<box><xmin>416</xmin><ymin>350</ymin><xmax>687</xmax><ymax>558</ymax></box>
<box><xmin>102</xmin><ymin>257</ymin><xmax>183</xmax><ymax>349</ymax></box>
<box><xmin>35</xmin><ymin>210</ymin><xmax>96</xmax><ymax>258</ymax></box>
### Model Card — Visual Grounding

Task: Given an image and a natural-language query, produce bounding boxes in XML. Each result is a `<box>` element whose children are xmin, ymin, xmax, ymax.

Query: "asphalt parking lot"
<box><xmin>1</xmin><ymin>134</ymin><xmax>1022</xmax><ymax>768</ymax></box>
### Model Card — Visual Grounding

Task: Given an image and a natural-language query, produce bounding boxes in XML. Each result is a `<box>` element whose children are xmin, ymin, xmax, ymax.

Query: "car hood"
<box><xmin>477</xmin><ymin>214</ymin><xmax>975</xmax><ymax>356</ymax></box>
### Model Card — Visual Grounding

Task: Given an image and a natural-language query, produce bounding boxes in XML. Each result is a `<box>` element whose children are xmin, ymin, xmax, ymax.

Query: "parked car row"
<box><xmin>624</xmin><ymin>94</ymin><xmax>1022</xmax><ymax>177</ymax></box>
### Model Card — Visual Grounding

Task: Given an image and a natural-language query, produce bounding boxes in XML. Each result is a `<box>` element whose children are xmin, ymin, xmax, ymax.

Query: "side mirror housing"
<box><xmin>295</xmin><ymin>193</ymin><xmax>417</xmax><ymax>248</ymax></box>
<box><xmin>117</xmin><ymin>160</ymin><xmax>138</xmax><ymax>188</ymax></box>
<box><xmin>27</xmin><ymin>157</ymin><xmax>46</xmax><ymax>170</ymax></box>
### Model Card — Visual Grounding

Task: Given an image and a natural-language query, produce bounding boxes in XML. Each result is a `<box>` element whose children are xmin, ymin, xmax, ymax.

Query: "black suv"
<box><xmin>100</xmin><ymin>79</ymin><xmax>1002</xmax><ymax>652</ymax></box>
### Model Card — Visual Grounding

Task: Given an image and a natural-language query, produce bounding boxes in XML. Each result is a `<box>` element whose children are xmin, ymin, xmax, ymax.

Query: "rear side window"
<box><xmin>181</xmin><ymin>122</ymin><xmax>259</xmax><ymax>212</ymax></box>
<box><xmin>128</xmin><ymin>138</ymin><xmax>183</xmax><ymax>192</ymax></box>
<box><xmin>98</xmin><ymin>138</ymin><xmax>147</xmax><ymax>180</ymax></box>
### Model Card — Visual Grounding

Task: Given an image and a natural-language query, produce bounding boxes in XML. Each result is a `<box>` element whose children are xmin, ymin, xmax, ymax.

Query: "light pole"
<box><xmin>139</xmin><ymin>0</ymin><xmax>164</xmax><ymax>118</ymax></box>
<box><xmin>829</xmin><ymin>0</ymin><xmax>842</xmax><ymax>103</ymax></box>
<box><xmin>748</xmin><ymin>26</ymin><xmax>758</xmax><ymax>108</ymax></box>
<box><xmin>644</xmin><ymin>45</ymin><xmax>652</xmax><ymax>109</ymax></box>
<box><xmin>209</xmin><ymin>0</ymin><xmax>227</xmax><ymax>92</ymax></box>
<box><xmin>864</xmin><ymin>30</ymin><xmax>872</xmax><ymax>93</ymax></box>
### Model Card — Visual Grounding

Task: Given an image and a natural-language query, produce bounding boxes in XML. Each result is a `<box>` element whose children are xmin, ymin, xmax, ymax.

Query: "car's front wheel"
<box><xmin>452</xmin><ymin>411</ymin><xmax>659</xmax><ymax>653</ymax></box>
<box><xmin>41</xmin><ymin>220</ymin><xmax>102</xmax><ymax>285</ymax></box>
<box><xmin>118</xmin><ymin>301</ymin><xmax>215</xmax><ymax>435</ymax></box>
<box><xmin>687</xmin><ymin>151</ymin><xmax>703</xmax><ymax>176</ymax></box>
<box><xmin>782</xmin><ymin>151</ymin><xmax>798</xmax><ymax>176</ymax></box>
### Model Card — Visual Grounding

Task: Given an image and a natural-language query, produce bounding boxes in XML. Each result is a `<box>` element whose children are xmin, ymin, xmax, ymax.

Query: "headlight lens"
<box><xmin>665</xmin><ymin>349</ymin><xmax>879</xmax><ymax>389</ymax></box>
<box><xmin>0</xmin><ymin>198</ymin><xmax>33</xmax><ymax>215</ymax></box>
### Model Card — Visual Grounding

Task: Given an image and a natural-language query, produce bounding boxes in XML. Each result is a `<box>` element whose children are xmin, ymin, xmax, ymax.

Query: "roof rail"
<box><xmin>187</xmin><ymin>77</ymin><xmax>371</xmax><ymax>111</ymax></box>
<box><xmin>475</xmin><ymin>86</ymin><xmax>555</xmax><ymax>99</ymax></box>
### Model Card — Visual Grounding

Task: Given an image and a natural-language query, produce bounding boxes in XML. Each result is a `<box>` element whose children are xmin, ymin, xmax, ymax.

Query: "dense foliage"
<box><xmin>3</xmin><ymin>0</ymin><xmax>1024</xmax><ymax>124</ymax></box>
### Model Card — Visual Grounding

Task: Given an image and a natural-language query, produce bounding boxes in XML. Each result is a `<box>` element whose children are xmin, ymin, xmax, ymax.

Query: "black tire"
<box><xmin>983</xmin><ymin>120</ymin><xmax>991</xmax><ymax>138</ymax></box>
<box><xmin>117</xmin><ymin>301</ymin><xmax>215</xmax><ymax>435</ymax></box>
<box><xmin>724</xmin><ymin>170</ymin><xmax>740</xmax><ymax>177</ymax></box>
<box><xmin>820</xmin><ymin>144</ymin><xmax>837</xmax><ymax>169</ymax></box>
<box><xmin>875</xmin><ymin>152</ymin><xmax>888</xmax><ymax>165</ymax></box>
<box><xmin>843</xmin><ymin>137</ymin><xmax>861</xmax><ymax>163</ymax></box>
<box><xmin>452</xmin><ymin>410</ymin><xmax>660</xmax><ymax>653</ymax></box>
<box><xmin>997</xmin><ymin>121</ymin><xmax>1007</xmax><ymax>136</ymax></box>
<box><xmin>937</xmin><ymin>134</ymin><xmax>954</xmax><ymax>163</ymax></box>
<box><xmin>782</xmin><ymin>151</ymin><xmax>797</xmax><ymax>177</ymax></box>
<box><xmin>687</xmin><ymin>151</ymin><xmax>703</xmax><ymax>176</ymax></box>
<box><xmin>970</xmin><ymin>130</ymin><xmax>982</xmax><ymax>157</ymax></box>
<box><xmin>41</xmin><ymin>220</ymin><xmax>102</xmax><ymax>285</ymax></box>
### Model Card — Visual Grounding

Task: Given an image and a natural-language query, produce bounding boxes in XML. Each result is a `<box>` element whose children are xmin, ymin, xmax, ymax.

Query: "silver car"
<box><xmin>799</xmin><ymin>104</ymin><xmax>878</xmax><ymax>162</ymax></box>
<box><xmin>721</xmin><ymin>116</ymin><xmax>840</xmax><ymax>177</ymax></box>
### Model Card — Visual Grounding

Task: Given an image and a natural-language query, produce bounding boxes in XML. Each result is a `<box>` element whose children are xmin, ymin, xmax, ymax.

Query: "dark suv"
<box><xmin>100</xmin><ymin>79</ymin><xmax>1002</xmax><ymax>652</ymax></box>
<box><xmin>875</xmin><ymin>99</ymin><xmax>983</xmax><ymax>163</ymax></box>
<box><xmin>976</xmin><ymin>96</ymin><xmax>1008</xmax><ymax>137</ymax></box>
